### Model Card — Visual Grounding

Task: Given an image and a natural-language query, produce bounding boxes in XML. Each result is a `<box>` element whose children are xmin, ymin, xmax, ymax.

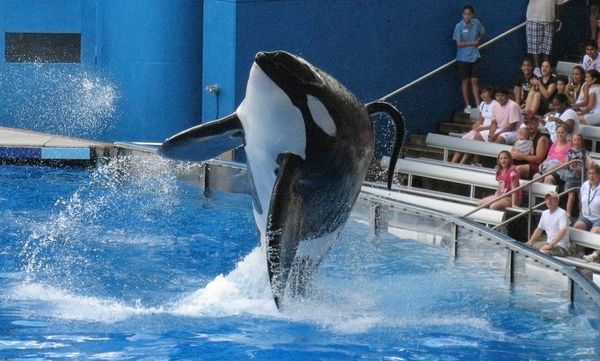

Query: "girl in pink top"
<box><xmin>478</xmin><ymin>150</ymin><xmax>522</xmax><ymax>210</ymax></box>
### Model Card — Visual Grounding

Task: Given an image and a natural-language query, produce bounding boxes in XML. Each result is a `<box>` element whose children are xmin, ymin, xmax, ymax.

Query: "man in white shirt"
<box><xmin>526</xmin><ymin>191</ymin><xmax>570</xmax><ymax>256</ymax></box>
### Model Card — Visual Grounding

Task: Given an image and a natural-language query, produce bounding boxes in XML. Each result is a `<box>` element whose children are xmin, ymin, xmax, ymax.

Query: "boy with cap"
<box><xmin>526</xmin><ymin>190</ymin><xmax>571</xmax><ymax>256</ymax></box>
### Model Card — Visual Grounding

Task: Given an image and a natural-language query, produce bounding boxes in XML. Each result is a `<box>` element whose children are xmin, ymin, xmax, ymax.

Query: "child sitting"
<box><xmin>558</xmin><ymin>133</ymin><xmax>593</xmax><ymax>218</ymax></box>
<box><xmin>512</xmin><ymin>127</ymin><xmax>533</xmax><ymax>155</ymax></box>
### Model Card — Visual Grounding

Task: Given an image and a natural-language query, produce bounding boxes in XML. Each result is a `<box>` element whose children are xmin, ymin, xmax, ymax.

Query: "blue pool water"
<box><xmin>0</xmin><ymin>158</ymin><xmax>599</xmax><ymax>360</ymax></box>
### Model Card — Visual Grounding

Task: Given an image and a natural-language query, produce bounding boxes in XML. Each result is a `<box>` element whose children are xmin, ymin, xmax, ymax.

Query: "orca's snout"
<box><xmin>254</xmin><ymin>51</ymin><xmax>319</xmax><ymax>86</ymax></box>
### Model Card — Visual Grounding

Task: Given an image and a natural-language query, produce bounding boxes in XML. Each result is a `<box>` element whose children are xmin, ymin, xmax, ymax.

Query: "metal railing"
<box><xmin>461</xmin><ymin>159</ymin><xmax>585</xmax><ymax>235</ymax></box>
<box><xmin>379</xmin><ymin>23</ymin><xmax>526</xmax><ymax>101</ymax></box>
<box><xmin>379</xmin><ymin>0</ymin><xmax>575</xmax><ymax>102</ymax></box>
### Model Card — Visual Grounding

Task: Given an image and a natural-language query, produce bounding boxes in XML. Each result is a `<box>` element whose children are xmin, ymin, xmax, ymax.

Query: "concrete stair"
<box><xmin>437</xmin><ymin>111</ymin><xmax>472</xmax><ymax>136</ymax></box>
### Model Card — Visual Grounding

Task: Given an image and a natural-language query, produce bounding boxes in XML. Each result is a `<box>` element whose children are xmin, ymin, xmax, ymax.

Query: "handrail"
<box><xmin>379</xmin><ymin>22</ymin><xmax>526</xmax><ymax>101</ymax></box>
<box><xmin>461</xmin><ymin>159</ymin><xmax>584</xmax><ymax>233</ymax></box>
<box><xmin>379</xmin><ymin>0</ymin><xmax>575</xmax><ymax>102</ymax></box>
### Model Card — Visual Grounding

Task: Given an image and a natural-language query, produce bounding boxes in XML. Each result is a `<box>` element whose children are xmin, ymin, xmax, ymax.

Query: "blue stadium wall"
<box><xmin>203</xmin><ymin>0</ymin><xmax>588</xmax><ymax>156</ymax></box>
<box><xmin>0</xmin><ymin>0</ymin><xmax>203</xmax><ymax>142</ymax></box>
<box><xmin>0</xmin><ymin>0</ymin><xmax>589</xmax><ymax>144</ymax></box>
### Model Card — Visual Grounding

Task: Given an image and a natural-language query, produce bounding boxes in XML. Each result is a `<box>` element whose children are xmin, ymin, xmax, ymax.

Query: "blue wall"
<box><xmin>0</xmin><ymin>0</ymin><xmax>589</xmax><ymax>143</ymax></box>
<box><xmin>202</xmin><ymin>0</ymin><xmax>588</xmax><ymax>150</ymax></box>
<box><xmin>0</xmin><ymin>0</ymin><xmax>203</xmax><ymax>142</ymax></box>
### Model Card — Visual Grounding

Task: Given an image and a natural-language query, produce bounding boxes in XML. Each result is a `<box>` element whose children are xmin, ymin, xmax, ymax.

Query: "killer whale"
<box><xmin>159</xmin><ymin>51</ymin><xmax>404</xmax><ymax>308</ymax></box>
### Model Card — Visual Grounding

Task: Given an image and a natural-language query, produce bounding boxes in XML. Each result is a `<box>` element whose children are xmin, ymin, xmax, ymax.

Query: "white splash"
<box><xmin>171</xmin><ymin>246</ymin><xmax>278</xmax><ymax>317</ymax></box>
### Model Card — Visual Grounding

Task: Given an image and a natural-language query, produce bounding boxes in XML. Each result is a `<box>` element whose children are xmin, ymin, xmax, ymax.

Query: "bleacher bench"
<box><xmin>556</xmin><ymin>60</ymin><xmax>579</xmax><ymax>82</ymax></box>
<box><xmin>384</xmin><ymin>157</ymin><xmax>556</xmax><ymax>200</ymax></box>
<box><xmin>426</xmin><ymin>133</ymin><xmax>511</xmax><ymax>161</ymax></box>
<box><xmin>558</xmin><ymin>227</ymin><xmax>600</xmax><ymax>273</ymax></box>
<box><xmin>361</xmin><ymin>185</ymin><xmax>505</xmax><ymax>226</ymax></box>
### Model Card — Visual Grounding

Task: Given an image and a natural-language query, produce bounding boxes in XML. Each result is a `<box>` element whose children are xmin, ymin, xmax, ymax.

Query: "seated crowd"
<box><xmin>450</xmin><ymin>55</ymin><xmax>600</xmax><ymax>264</ymax></box>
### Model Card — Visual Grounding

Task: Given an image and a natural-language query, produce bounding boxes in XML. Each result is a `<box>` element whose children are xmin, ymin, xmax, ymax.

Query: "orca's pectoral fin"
<box><xmin>266</xmin><ymin>153</ymin><xmax>304</xmax><ymax>309</ymax></box>
<box><xmin>158</xmin><ymin>113</ymin><xmax>245</xmax><ymax>162</ymax></box>
<box><xmin>366</xmin><ymin>101</ymin><xmax>406</xmax><ymax>190</ymax></box>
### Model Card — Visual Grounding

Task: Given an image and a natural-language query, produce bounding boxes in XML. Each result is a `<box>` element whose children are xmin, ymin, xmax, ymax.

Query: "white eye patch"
<box><xmin>307</xmin><ymin>95</ymin><xmax>336</xmax><ymax>137</ymax></box>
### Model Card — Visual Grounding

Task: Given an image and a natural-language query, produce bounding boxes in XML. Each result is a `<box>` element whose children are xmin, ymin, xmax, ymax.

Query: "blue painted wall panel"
<box><xmin>41</xmin><ymin>147</ymin><xmax>90</xmax><ymax>160</ymax></box>
<box><xmin>0</xmin><ymin>0</ymin><xmax>203</xmax><ymax>143</ymax></box>
<box><xmin>202</xmin><ymin>0</ymin><xmax>237</xmax><ymax>122</ymax></box>
<box><xmin>0</xmin><ymin>0</ymin><xmax>589</xmax><ymax>145</ymax></box>
<box><xmin>4</xmin><ymin>0</ymin><xmax>81</xmax><ymax>32</ymax></box>
<box><xmin>203</xmin><ymin>0</ymin><xmax>588</xmax><ymax>150</ymax></box>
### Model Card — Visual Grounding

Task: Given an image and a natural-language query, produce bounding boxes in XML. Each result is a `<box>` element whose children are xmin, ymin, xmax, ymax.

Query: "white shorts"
<box><xmin>585</xmin><ymin>112</ymin><xmax>600</xmax><ymax>126</ymax></box>
<box><xmin>479</xmin><ymin>129</ymin><xmax>503</xmax><ymax>143</ymax></box>
<box><xmin>498</xmin><ymin>131</ymin><xmax>518</xmax><ymax>145</ymax></box>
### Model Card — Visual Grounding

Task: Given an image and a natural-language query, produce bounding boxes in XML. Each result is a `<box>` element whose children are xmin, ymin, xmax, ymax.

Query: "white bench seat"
<box><xmin>553</xmin><ymin>227</ymin><xmax>600</xmax><ymax>273</ymax></box>
<box><xmin>556</xmin><ymin>61</ymin><xmax>579</xmax><ymax>82</ymax></box>
<box><xmin>426</xmin><ymin>133</ymin><xmax>511</xmax><ymax>161</ymax></box>
<box><xmin>361</xmin><ymin>186</ymin><xmax>505</xmax><ymax>225</ymax></box>
<box><xmin>560</xmin><ymin>257</ymin><xmax>600</xmax><ymax>273</ymax></box>
<box><xmin>387</xmin><ymin>157</ymin><xmax>556</xmax><ymax>199</ymax></box>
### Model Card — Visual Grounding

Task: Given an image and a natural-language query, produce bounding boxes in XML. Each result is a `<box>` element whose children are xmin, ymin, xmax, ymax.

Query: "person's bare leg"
<box><xmin>471</xmin><ymin>77</ymin><xmax>480</xmax><ymax>106</ymax></box>
<box><xmin>591</xmin><ymin>5</ymin><xmax>600</xmax><ymax>40</ymax></box>
<box><xmin>451</xmin><ymin>152</ymin><xmax>463</xmax><ymax>163</ymax></box>
<box><xmin>462</xmin><ymin>78</ymin><xmax>470</xmax><ymax>108</ymax></box>
<box><xmin>460</xmin><ymin>153</ymin><xmax>471</xmax><ymax>164</ymax></box>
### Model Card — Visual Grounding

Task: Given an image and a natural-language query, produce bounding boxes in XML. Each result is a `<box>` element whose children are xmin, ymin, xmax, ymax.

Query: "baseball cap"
<box><xmin>523</xmin><ymin>111</ymin><xmax>538</xmax><ymax>121</ymax></box>
<box><xmin>545</xmin><ymin>190</ymin><xmax>559</xmax><ymax>199</ymax></box>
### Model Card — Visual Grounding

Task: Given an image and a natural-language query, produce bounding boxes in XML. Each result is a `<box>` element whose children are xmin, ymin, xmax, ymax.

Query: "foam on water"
<box><xmin>171</xmin><ymin>246</ymin><xmax>277</xmax><ymax>317</ymax></box>
<box><xmin>8</xmin><ymin>282</ymin><xmax>162</xmax><ymax>323</ymax></box>
<box><xmin>8</xmin><ymin>246</ymin><xmax>276</xmax><ymax>322</ymax></box>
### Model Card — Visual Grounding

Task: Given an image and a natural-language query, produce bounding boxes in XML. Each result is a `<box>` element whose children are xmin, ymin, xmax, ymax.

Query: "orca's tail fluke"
<box><xmin>158</xmin><ymin>113</ymin><xmax>245</xmax><ymax>162</ymax></box>
<box><xmin>365</xmin><ymin>101</ymin><xmax>406</xmax><ymax>190</ymax></box>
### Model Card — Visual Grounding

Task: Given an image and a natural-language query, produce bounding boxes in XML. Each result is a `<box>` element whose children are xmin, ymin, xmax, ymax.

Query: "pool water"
<box><xmin>0</xmin><ymin>158</ymin><xmax>599</xmax><ymax>360</ymax></box>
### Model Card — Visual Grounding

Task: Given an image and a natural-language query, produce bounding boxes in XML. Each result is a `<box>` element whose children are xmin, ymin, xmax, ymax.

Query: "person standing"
<box><xmin>589</xmin><ymin>0</ymin><xmax>600</xmax><ymax>41</ymax></box>
<box><xmin>453</xmin><ymin>4</ymin><xmax>485</xmax><ymax>114</ymax></box>
<box><xmin>526</xmin><ymin>0</ymin><xmax>560</xmax><ymax>76</ymax></box>
<box><xmin>526</xmin><ymin>191</ymin><xmax>570</xmax><ymax>257</ymax></box>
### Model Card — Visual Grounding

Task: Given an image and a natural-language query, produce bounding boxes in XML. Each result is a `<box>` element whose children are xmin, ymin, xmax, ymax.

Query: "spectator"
<box><xmin>523</xmin><ymin>60</ymin><xmax>557</xmax><ymax>115</ymax></box>
<box><xmin>526</xmin><ymin>190</ymin><xmax>570</xmax><ymax>257</ymax></box>
<box><xmin>451</xmin><ymin>85</ymin><xmax>496</xmax><ymax>164</ymax></box>
<box><xmin>512</xmin><ymin>127</ymin><xmax>533</xmax><ymax>156</ymax></box>
<box><xmin>577</xmin><ymin>69</ymin><xmax>600</xmax><ymax>125</ymax></box>
<box><xmin>558</xmin><ymin>133</ymin><xmax>593</xmax><ymax>218</ymax></box>
<box><xmin>514</xmin><ymin>57</ymin><xmax>536</xmax><ymax>109</ymax></box>
<box><xmin>541</xmin><ymin>93</ymin><xmax>579</xmax><ymax>142</ymax></box>
<box><xmin>556</xmin><ymin>75</ymin><xmax>568</xmax><ymax>96</ymax></box>
<box><xmin>488</xmin><ymin>86</ymin><xmax>523</xmax><ymax>145</ymax></box>
<box><xmin>512</xmin><ymin>113</ymin><xmax>550</xmax><ymax>179</ymax></box>
<box><xmin>573</xmin><ymin>164</ymin><xmax>600</xmax><ymax>261</ymax></box>
<box><xmin>590</xmin><ymin>0</ymin><xmax>600</xmax><ymax>41</ymax></box>
<box><xmin>526</xmin><ymin>0</ymin><xmax>560</xmax><ymax>76</ymax></box>
<box><xmin>568</xmin><ymin>65</ymin><xmax>587</xmax><ymax>109</ymax></box>
<box><xmin>453</xmin><ymin>4</ymin><xmax>485</xmax><ymax>114</ymax></box>
<box><xmin>478</xmin><ymin>150</ymin><xmax>522</xmax><ymax>210</ymax></box>
<box><xmin>533</xmin><ymin>124</ymin><xmax>572</xmax><ymax>182</ymax></box>
<box><xmin>582</xmin><ymin>40</ymin><xmax>600</xmax><ymax>72</ymax></box>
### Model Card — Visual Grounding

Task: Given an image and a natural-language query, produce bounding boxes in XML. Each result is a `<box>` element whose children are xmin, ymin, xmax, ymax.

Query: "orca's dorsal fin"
<box><xmin>365</xmin><ymin>101</ymin><xmax>405</xmax><ymax>190</ymax></box>
<box><xmin>158</xmin><ymin>113</ymin><xmax>245</xmax><ymax>162</ymax></box>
